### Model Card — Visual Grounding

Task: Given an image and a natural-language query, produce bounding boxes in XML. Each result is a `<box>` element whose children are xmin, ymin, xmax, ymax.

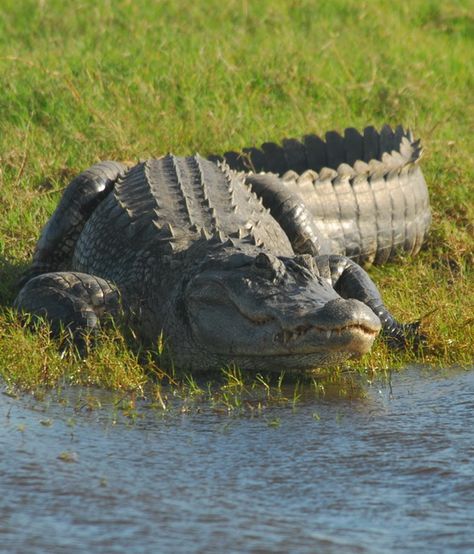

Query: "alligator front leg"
<box><xmin>314</xmin><ymin>255</ymin><xmax>421</xmax><ymax>348</ymax></box>
<box><xmin>14</xmin><ymin>272</ymin><xmax>122</xmax><ymax>342</ymax></box>
<box><xmin>20</xmin><ymin>161</ymin><xmax>127</xmax><ymax>285</ymax></box>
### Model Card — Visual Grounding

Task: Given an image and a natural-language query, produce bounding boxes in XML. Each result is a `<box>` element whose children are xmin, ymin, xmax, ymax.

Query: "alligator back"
<box><xmin>72</xmin><ymin>155</ymin><xmax>294</xmax><ymax>282</ymax></box>
<box><xmin>209</xmin><ymin>125</ymin><xmax>431</xmax><ymax>266</ymax></box>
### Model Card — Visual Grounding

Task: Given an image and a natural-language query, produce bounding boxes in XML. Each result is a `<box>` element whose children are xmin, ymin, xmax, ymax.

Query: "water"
<box><xmin>1</xmin><ymin>366</ymin><xmax>473</xmax><ymax>553</ymax></box>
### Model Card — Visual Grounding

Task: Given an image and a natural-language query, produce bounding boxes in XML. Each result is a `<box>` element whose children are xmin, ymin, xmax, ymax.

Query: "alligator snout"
<box><xmin>273</xmin><ymin>297</ymin><xmax>381</xmax><ymax>355</ymax></box>
<box><xmin>316</xmin><ymin>298</ymin><xmax>382</xmax><ymax>333</ymax></box>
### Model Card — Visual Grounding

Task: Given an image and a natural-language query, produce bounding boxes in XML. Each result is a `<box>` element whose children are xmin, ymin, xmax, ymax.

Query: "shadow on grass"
<box><xmin>0</xmin><ymin>255</ymin><xmax>28</xmax><ymax>308</ymax></box>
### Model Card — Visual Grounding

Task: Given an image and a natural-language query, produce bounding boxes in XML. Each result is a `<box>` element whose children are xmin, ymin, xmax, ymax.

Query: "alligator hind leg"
<box><xmin>245</xmin><ymin>173</ymin><xmax>332</xmax><ymax>256</ymax></box>
<box><xmin>21</xmin><ymin>161</ymin><xmax>128</xmax><ymax>285</ymax></box>
<box><xmin>314</xmin><ymin>255</ymin><xmax>421</xmax><ymax>348</ymax></box>
<box><xmin>15</xmin><ymin>272</ymin><xmax>122</xmax><ymax>344</ymax></box>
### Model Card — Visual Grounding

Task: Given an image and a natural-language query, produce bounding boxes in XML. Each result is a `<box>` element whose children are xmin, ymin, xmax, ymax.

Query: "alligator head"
<box><xmin>152</xmin><ymin>244</ymin><xmax>381</xmax><ymax>371</ymax></box>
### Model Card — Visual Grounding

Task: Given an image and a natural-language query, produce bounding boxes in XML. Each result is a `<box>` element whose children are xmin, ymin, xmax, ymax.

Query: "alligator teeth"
<box><xmin>273</xmin><ymin>323</ymin><xmax>379</xmax><ymax>344</ymax></box>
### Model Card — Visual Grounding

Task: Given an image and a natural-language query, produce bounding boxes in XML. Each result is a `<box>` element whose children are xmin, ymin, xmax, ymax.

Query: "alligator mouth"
<box><xmin>243</xmin><ymin>314</ymin><xmax>379</xmax><ymax>346</ymax></box>
<box><xmin>190</xmin><ymin>281</ymin><xmax>380</xmax><ymax>354</ymax></box>
<box><xmin>273</xmin><ymin>322</ymin><xmax>379</xmax><ymax>345</ymax></box>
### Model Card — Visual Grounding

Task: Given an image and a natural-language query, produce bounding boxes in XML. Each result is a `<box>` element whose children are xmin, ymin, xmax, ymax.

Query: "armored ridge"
<box><xmin>209</xmin><ymin>124</ymin><xmax>431</xmax><ymax>266</ymax></box>
<box><xmin>71</xmin><ymin>155</ymin><xmax>294</xmax><ymax>279</ymax></box>
<box><xmin>15</xmin><ymin>127</ymin><xmax>427</xmax><ymax>371</ymax></box>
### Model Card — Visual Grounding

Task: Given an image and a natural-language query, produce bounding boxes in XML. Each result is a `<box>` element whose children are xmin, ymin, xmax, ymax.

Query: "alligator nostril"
<box><xmin>319</xmin><ymin>298</ymin><xmax>382</xmax><ymax>332</ymax></box>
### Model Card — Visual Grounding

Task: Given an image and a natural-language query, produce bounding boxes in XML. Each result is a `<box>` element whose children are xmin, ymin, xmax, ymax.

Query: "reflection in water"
<box><xmin>1</xmin><ymin>367</ymin><xmax>473</xmax><ymax>554</ymax></box>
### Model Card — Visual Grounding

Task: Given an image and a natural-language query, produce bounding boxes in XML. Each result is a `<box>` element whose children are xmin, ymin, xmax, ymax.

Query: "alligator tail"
<box><xmin>209</xmin><ymin>125</ymin><xmax>431</xmax><ymax>267</ymax></box>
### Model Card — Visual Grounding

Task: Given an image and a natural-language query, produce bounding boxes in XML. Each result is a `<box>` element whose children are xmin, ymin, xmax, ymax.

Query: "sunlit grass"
<box><xmin>0</xmin><ymin>0</ymin><xmax>472</xmax><ymax>399</ymax></box>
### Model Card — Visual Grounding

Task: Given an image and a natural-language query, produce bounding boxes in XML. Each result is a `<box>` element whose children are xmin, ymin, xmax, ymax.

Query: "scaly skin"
<box><xmin>15</xmin><ymin>130</ymin><xmax>426</xmax><ymax>371</ymax></box>
<box><xmin>209</xmin><ymin>124</ymin><xmax>431</xmax><ymax>266</ymax></box>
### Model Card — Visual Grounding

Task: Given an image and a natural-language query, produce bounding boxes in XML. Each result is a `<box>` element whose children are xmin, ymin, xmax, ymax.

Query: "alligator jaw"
<box><xmin>273</xmin><ymin>321</ymin><xmax>380</xmax><ymax>357</ymax></box>
<box><xmin>244</xmin><ymin>317</ymin><xmax>380</xmax><ymax>345</ymax></box>
<box><xmin>274</xmin><ymin>322</ymin><xmax>380</xmax><ymax>345</ymax></box>
<box><xmin>188</xmin><ymin>271</ymin><xmax>382</xmax><ymax>360</ymax></box>
<box><xmin>236</xmin><ymin>289</ymin><xmax>382</xmax><ymax>354</ymax></box>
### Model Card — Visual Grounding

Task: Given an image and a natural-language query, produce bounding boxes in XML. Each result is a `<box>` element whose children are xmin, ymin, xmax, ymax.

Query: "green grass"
<box><xmin>0</xmin><ymin>0</ymin><xmax>473</xmax><ymax>396</ymax></box>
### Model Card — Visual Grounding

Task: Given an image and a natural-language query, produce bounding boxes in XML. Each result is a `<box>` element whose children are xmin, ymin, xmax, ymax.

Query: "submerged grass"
<box><xmin>0</xmin><ymin>0</ymin><xmax>473</xmax><ymax>398</ymax></box>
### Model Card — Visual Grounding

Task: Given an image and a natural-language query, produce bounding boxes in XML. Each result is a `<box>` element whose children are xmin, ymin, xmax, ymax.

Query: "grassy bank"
<box><xmin>1</xmin><ymin>0</ymin><xmax>473</xmax><ymax>394</ymax></box>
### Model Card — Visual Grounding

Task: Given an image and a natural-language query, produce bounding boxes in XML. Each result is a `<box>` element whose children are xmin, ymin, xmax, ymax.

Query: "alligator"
<box><xmin>14</xmin><ymin>125</ymin><xmax>430</xmax><ymax>371</ymax></box>
<box><xmin>209</xmin><ymin>124</ymin><xmax>431</xmax><ymax>266</ymax></box>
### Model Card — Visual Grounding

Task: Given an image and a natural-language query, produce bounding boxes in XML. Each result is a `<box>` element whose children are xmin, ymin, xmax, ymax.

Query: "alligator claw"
<box><xmin>383</xmin><ymin>320</ymin><xmax>426</xmax><ymax>351</ymax></box>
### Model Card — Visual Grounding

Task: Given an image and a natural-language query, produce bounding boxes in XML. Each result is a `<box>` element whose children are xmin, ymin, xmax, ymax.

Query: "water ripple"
<box><xmin>1</xmin><ymin>366</ymin><xmax>473</xmax><ymax>553</ymax></box>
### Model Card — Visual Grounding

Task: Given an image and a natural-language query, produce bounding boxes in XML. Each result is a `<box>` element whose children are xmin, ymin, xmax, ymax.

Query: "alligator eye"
<box><xmin>253</xmin><ymin>252</ymin><xmax>274</xmax><ymax>271</ymax></box>
<box><xmin>252</xmin><ymin>252</ymin><xmax>284</xmax><ymax>283</ymax></box>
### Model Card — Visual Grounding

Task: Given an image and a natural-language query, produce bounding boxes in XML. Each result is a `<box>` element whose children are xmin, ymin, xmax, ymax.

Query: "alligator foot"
<box><xmin>14</xmin><ymin>271</ymin><xmax>122</xmax><ymax>350</ymax></box>
<box><xmin>314</xmin><ymin>255</ymin><xmax>425</xmax><ymax>349</ymax></box>
<box><xmin>382</xmin><ymin>320</ymin><xmax>426</xmax><ymax>350</ymax></box>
